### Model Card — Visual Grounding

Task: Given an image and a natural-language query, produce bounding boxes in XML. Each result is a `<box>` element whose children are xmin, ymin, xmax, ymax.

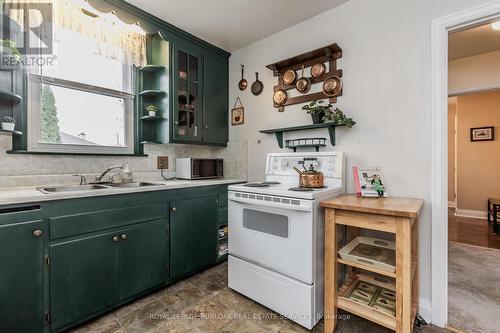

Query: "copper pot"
<box><xmin>295</xmin><ymin>65</ymin><xmax>311</xmax><ymax>94</ymax></box>
<box><xmin>293</xmin><ymin>160</ymin><xmax>324</xmax><ymax>188</ymax></box>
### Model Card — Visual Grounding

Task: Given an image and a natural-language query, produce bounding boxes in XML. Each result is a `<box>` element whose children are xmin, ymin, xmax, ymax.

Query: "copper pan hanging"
<box><xmin>273</xmin><ymin>89</ymin><xmax>287</xmax><ymax>106</ymax></box>
<box><xmin>310</xmin><ymin>62</ymin><xmax>326</xmax><ymax>78</ymax></box>
<box><xmin>322</xmin><ymin>76</ymin><xmax>343</xmax><ymax>97</ymax></box>
<box><xmin>295</xmin><ymin>65</ymin><xmax>311</xmax><ymax>94</ymax></box>
<box><xmin>283</xmin><ymin>69</ymin><xmax>297</xmax><ymax>85</ymax></box>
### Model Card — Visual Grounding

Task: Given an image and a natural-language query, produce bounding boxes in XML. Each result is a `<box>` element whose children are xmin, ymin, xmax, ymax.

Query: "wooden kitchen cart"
<box><xmin>320</xmin><ymin>195</ymin><xmax>423</xmax><ymax>333</ymax></box>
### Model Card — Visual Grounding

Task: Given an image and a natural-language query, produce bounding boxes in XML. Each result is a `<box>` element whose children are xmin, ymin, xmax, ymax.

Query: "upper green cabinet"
<box><xmin>203</xmin><ymin>53</ymin><xmax>229</xmax><ymax>145</ymax></box>
<box><xmin>171</xmin><ymin>43</ymin><xmax>229</xmax><ymax>146</ymax></box>
<box><xmin>173</xmin><ymin>45</ymin><xmax>204</xmax><ymax>143</ymax></box>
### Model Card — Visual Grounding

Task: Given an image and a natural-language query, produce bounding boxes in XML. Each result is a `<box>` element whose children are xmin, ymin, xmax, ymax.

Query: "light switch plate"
<box><xmin>157</xmin><ymin>156</ymin><xmax>168</xmax><ymax>170</ymax></box>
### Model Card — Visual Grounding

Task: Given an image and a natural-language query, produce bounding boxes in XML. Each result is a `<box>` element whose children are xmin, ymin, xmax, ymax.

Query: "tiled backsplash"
<box><xmin>0</xmin><ymin>135</ymin><xmax>247</xmax><ymax>189</ymax></box>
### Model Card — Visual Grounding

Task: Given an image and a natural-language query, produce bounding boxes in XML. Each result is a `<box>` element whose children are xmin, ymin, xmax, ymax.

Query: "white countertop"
<box><xmin>0</xmin><ymin>178</ymin><xmax>246</xmax><ymax>207</ymax></box>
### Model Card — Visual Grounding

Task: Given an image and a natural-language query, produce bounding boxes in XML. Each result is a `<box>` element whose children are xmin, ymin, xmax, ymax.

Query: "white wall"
<box><xmin>228</xmin><ymin>0</ymin><xmax>492</xmax><ymax>318</ymax></box>
<box><xmin>449</xmin><ymin>50</ymin><xmax>500</xmax><ymax>93</ymax></box>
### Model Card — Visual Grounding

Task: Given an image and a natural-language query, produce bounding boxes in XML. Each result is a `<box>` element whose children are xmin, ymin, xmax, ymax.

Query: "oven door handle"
<box><xmin>228</xmin><ymin>196</ymin><xmax>312</xmax><ymax>212</ymax></box>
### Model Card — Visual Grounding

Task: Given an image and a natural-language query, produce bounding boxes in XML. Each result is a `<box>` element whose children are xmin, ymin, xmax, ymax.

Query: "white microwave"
<box><xmin>176</xmin><ymin>158</ymin><xmax>224</xmax><ymax>180</ymax></box>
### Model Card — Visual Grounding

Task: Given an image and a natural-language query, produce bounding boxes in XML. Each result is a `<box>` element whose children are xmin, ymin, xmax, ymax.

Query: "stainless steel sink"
<box><xmin>105</xmin><ymin>182</ymin><xmax>159</xmax><ymax>188</ymax></box>
<box><xmin>37</xmin><ymin>184</ymin><xmax>109</xmax><ymax>194</ymax></box>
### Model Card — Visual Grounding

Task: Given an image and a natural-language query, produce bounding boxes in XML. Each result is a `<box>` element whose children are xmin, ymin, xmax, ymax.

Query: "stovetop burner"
<box><xmin>244</xmin><ymin>183</ymin><xmax>270</xmax><ymax>188</ymax></box>
<box><xmin>261</xmin><ymin>181</ymin><xmax>281</xmax><ymax>185</ymax></box>
<box><xmin>288</xmin><ymin>186</ymin><xmax>328</xmax><ymax>192</ymax></box>
<box><xmin>244</xmin><ymin>181</ymin><xmax>281</xmax><ymax>188</ymax></box>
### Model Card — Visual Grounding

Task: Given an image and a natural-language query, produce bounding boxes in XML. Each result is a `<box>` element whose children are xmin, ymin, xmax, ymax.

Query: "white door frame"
<box><xmin>430</xmin><ymin>1</ymin><xmax>500</xmax><ymax>327</ymax></box>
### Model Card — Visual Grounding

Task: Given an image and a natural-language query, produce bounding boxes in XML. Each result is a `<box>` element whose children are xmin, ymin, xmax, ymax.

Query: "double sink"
<box><xmin>37</xmin><ymin>182</ymin><xmax>161</xmax><ymax>194</ymax></box>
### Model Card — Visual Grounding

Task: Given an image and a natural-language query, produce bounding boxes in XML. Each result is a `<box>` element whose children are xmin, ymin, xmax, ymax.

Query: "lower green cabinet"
<box><xmin>119</xmin><ymin>220</ymin><xmax>167</xmax><ymax>300</ymax></box>
<box><xmin>49</xmin><ymin>219</ymin><xmax>168</xmax><ymax>331</ymax></box>
<box><xmin>169</xmin><ymin>196</ymin><xmax>218</xmax><ymax>279</ymax></box>
<box><xmin>49</xmin><ymin>230</ymin><xmax>120</xmax><ymax>331</ymax></box>
<box><xmin>0</xmin><ymin>218</ymin><xmax>44</xmax><ymax>333</ymax></box>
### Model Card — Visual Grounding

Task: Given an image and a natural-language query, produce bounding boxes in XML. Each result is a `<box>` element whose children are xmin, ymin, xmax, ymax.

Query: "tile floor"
<box><xmin>70</xmin><ymin>262</ymin><xmax>450</xmax><ymax>333</ymax></box>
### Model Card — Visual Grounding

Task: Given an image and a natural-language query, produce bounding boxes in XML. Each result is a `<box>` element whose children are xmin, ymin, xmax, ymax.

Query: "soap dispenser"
<box><xmin>121</xmin><ymin>165</ymin><xmax>133</xmax><ymax>183</ymax></box>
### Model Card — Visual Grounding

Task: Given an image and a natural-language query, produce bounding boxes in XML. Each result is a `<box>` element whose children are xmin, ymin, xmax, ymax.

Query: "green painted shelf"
<box><xmin>0</xmin><ymin>129</ymin><xmax>22</xmax><ymax>135</ymax></box>
<box><xmin>0</xmin><ymin>89</ymin><xmax>22</xmax><ymax>104</ymax></box>
<box><xmin>139</xmin><ymin>90</ymin><xmax>166</xmax><ymax>97</ymax></box>
<box><xmin>139</xmin><ymin>65</ymin><xmax>165</xmax><ymax>73</ymax></box>
<box><xmin>260</xmin><ymin>123</ymin><xmax>347</xmax><ymax>148</ymax></box>
<box><xmin>140</xmin><ymin>115</ymin><xmax>164</xmax><ymax>121</ymax></box>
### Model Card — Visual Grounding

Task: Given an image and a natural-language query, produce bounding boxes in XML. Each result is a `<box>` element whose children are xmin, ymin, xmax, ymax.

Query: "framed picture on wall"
<box><xmin>470</xmin><ymin>126</ymin><xmax>494</xmax><ymax>142</ymax></box>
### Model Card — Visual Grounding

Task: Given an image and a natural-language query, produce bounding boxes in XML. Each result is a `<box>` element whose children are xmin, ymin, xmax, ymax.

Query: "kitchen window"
<box><xmin>25</xmin><ymin>0</ymin><xmax>147</xmax><ymax>155</ymax></box>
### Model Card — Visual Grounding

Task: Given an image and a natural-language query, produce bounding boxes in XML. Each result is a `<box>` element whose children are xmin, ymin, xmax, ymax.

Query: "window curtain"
<box><xmin>5</xmin><ymin>0</ymin><xmax>147</xmax><ymax>67</ymax></box>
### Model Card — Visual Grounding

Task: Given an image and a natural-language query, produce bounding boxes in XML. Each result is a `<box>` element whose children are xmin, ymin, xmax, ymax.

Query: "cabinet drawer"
<box><xmin>335</xmin><ymin>210</ymin><xmax>397</xmax><ymax>233</ymax></box>
<box><xmin>218</xmin><ymin>207</ymin><xmax>228</xmax><ymax>225</ymax></box>
<box><xmin>50</xmin><ymin>204</ymin><xmax>167</xmax><ymax>240</ymax></box>
<box><xmin>218</xmin><ymin>192</ymin><xmax>228</xmax><ymax>206</ymax></box>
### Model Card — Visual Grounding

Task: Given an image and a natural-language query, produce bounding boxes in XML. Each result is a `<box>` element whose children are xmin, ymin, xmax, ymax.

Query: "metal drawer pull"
<box><xmin>121</xmin><ymin>234</ymin><xmax>127</xmax><ymax>240</ymax></box>
<box><xmin>171</xmin><ymin>207</ymin><xmax>177</xmax><ymax>212</ymax></box>
<box><xmin>33</xmin><ymin>229</ymin><xmax>42</xmax><ymax>238</ymax></box>
<box><xmin>112</xmin><ymin>236</ymin><xmax>119</xmax><ymax>242</ymax></box>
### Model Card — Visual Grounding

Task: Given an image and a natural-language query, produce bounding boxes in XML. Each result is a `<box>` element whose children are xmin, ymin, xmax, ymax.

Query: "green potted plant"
<box><xmin>302</xmin><ymin>100</ymin><xmax>330</xmax><ymax>124</ymax></box>
<box><xmin>324</xmin><ymin>107</ymin><xmax>356</xmax><ymax>128</ymax></box>
<box><xmin>1</xmin><ymin>116</ymin><xmax>15</xmax><ymax>131</ymax></box>
<box><xmin>145</xmin><ymin>104</ymin><xmax>159</xmax><ymax>117</ymax></box>
<box><xmin>302</xmin><ymin>100</ymin><xmax>356</xmax><ymax>127</ymax></box>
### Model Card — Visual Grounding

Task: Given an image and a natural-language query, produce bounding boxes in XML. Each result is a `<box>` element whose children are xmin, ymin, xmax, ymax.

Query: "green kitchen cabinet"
<box><xmin>169</xmin><ymin>196</ymin><xmax>218</xmax><ymax>279</ymax></box>
<box><xmin>171</xmin><ymin>43</ymin><xmax>229</xmax><ymax>146</ymax></box>
<box><xmin>119</xmin><ymin>220</ymin><xmax>167</xmax><ymax>300</ymax></box>
<box><xmin>0</xmin><ymin>213</ymin><xmax>44</xmax><ymax>333</ymax></box>
<box><xmin>49</xmin><ymin>230</ymin><xmax>120</xmax><ymax>331</ymax></box>
<box><xmin>172</xmin><ymin>45</ymin><xmax>204</xmax><ymax>143</ymax></box>
<box><xmin>49</xmin><ymin>219</ymin><xmax>168</xmax><ymax>331</ymax></box>
<box><xmin>203</xmin><ymin>52</ymin><xmax>229</xmax><ymax>145</ymax></box>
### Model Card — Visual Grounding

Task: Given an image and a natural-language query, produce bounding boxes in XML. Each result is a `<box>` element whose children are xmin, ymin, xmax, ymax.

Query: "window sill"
<box><xmin>6</xmin><ymin>150</ymin><xmax>148</xmax><ymax>157</ymax></box>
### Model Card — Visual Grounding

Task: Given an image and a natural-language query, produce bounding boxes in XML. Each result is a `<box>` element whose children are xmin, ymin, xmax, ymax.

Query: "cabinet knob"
<box><xmin>171</xmin><ymin>207</ymin><xmax>177</xmax><ymax>212</ymax></box>
<box><xmin>174</xmin><ymin>121</ymin><xmax>179</xmax><ymax>125</ymax></box>
<box><xmin>121</xmin><ymin>234</ymin><xmax>127</xmax><ymax>240</ymax></box>
<box><xmin>33</xmin><ymin>229</ymin><xmax>42</xmax><ymax>238</ymax></box>
<box><xmin>204</xmin><ymin>125</ymin><xmax>208</xmax><ymax>129</ymax></box>
<box><xmin>112</xmin><ymin>236</ymin><xmax>119</xmax><ymax>242</ymax></box>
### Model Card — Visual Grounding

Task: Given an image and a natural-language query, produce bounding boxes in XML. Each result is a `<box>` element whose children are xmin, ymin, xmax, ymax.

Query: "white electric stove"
<box><xmin>228</xmin><ymin>152</ymin><xmax>345</xmax><ymax>329</ymax></box>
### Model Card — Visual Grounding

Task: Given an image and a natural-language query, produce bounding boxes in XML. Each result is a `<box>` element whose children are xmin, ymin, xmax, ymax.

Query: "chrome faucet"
<box><xmin>95</xmin><ymin>165</ymin><xmax>123</xmax><ymax>183</ymax></box>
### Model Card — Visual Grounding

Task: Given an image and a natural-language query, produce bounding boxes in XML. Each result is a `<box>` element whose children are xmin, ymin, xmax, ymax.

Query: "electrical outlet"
<box><xmin>157</xmin><ymin>156</ymin><xmax>169</xmax><ymax>170</ymax></box>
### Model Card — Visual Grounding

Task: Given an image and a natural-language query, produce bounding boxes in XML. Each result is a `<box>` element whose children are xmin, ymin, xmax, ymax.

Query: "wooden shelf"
<box><xmin>337</xmin><ymin>275</ymin><xmax>396</xmax><ymax>331</ymax></box>
<box><xmin>0</xmin><ymin>129</ymin><xmax>22</xmax><ymax>136</ymax></box>
<box><xmin>0</xmin><ymin>89</ymin><xmax>22</xmax><ymax>104</ymax></box>
<box><xmin>139</xmin><ymin>90</ymin><xmax>166</xmax><ymax>97</ymax></box>
<box><xmin>139</xmin><ymin>65</ymin><xmax>165</xmax><ymax>73</ymax></box>
<box><xmin>338</xmin><ymin>297</ymin><xmax>396</xmax><ymax>330</ymax></box>
<box><xmin>266</xmin><ymin>43</ymin><xmax>342</xmax><ymax>76</ymax></box>
<box><xmin>260</xmin><ymin>122</ymin><xmax>346</xmax><ymax>148</ymax></box>
<box><xmin>337</xmin><ymin>258</ymin><xmax>396</xmax><ymax>278</ymax></box>
<box><xmin>218</xmin><ymin>235</ymin><xmax>228</xmax><ymax>242</ymax></box>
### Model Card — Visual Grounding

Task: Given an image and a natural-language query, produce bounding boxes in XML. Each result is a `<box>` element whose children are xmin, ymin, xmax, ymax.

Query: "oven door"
<box><xmin>228</xmin><ymin>191</ymin><xmax>315</xmax><ymax>284</ymax></box>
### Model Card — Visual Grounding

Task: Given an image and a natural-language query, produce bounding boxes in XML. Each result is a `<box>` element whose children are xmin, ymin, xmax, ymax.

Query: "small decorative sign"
<box><xmin>470</xmin><ymin>126</ymin><xmax>494</xmax><ymax>142</ymax></box>
<box><xmin>231</xmin><ymin>97</ymin><xmax>244</xmax><ymax>125</ymax></box>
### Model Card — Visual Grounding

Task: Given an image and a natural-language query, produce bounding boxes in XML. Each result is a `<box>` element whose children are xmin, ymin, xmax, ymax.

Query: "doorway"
<box><xmin>431</xmin><ymin>2</ymin><xmax>500</xmax><ymax>330</ymax></box>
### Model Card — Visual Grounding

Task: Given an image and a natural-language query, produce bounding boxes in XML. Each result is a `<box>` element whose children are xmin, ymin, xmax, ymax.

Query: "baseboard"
<box><xmin>455</xmin><ymin>209</ymin><xmax>487</xmax><ymax>220</ymax></box>
<box><xmin>448</xmin><ymin>201</ymin><xmax>456</xmax><ymax>208</ymax></box>
<box><xmin>419</xmin><ymin>298</ymin><xmax>432</xmax><ymax>324</ymax></box>
<box><xmin>445</xmin><ymin>325</ymin><xmax>467</xmax><ymax>333</ymax></box>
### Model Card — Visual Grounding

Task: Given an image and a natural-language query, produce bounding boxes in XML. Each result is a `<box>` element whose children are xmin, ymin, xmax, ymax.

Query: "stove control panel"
<box><xmin>266</xmin><ymin>152</ymin><xmax>343</xmax><ymax>179</ymax></box>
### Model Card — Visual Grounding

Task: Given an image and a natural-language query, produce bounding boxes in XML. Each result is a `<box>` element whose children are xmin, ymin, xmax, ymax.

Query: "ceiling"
<box><xmin>449</xmin><ymin>22</ymin><xmax>500</xmax><ymax>60</ymax></box>
<box><xmin>126</xmin><ymin>0</ymin><xmax>348</xmax><ymax>52</ymax></box>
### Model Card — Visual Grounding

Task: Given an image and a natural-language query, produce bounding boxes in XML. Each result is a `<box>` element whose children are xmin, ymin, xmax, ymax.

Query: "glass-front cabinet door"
<box><xmin>173</xmin><ymin>46</ymin><xmax>203</xmax><ymax>142</ymax></box>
